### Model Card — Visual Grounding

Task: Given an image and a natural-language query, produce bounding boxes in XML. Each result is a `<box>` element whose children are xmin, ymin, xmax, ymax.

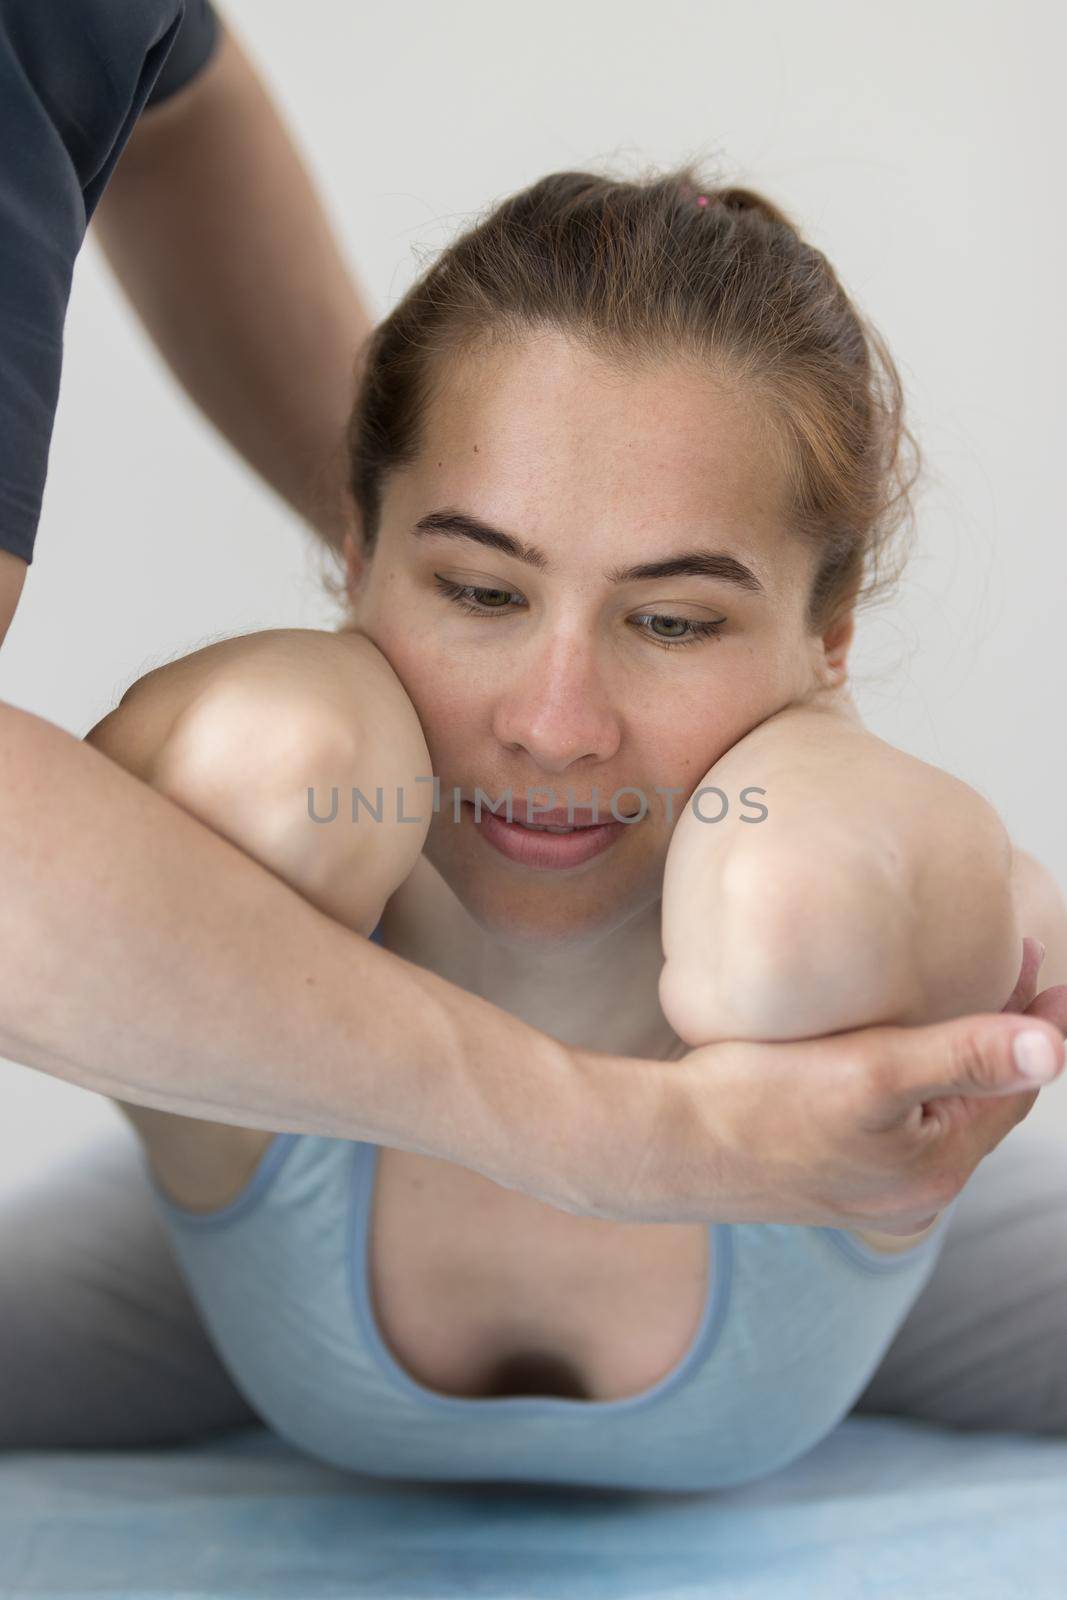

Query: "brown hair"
<box><xmin>322</xmin><ymin>160</ymin><xmax>921</xmax><ymax>637</ymax></box>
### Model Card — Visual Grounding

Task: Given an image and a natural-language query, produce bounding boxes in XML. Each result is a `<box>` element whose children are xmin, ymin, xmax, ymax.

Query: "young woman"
<box><xmin>10</xmin><ymin>166</ymin><xmax>1067</xmax><ymax>1490</ymax></box>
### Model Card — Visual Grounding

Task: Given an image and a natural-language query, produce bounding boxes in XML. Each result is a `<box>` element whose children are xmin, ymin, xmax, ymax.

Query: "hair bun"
<box><xmin>714</xmin><ymin>186</ymin><xmax>793</xmax><ymax>229</ymax></box>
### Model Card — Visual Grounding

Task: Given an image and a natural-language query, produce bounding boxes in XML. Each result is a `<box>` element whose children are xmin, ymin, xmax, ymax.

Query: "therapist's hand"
<box><xmin>870</xmin><ymin>935</ymin><xmax>1067</xmax><ymax>1234</ymax></box>
<box><xmin>597</xmin><ymin>983</ymin><xmax>1066</xmax><ymax>1229</ymax></box>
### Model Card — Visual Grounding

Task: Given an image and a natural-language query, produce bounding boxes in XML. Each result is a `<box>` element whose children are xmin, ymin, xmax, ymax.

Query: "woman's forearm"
<box><xmin>0</xmin><ymin>701</ymin><xmax>627</xmax><ymax>1215</ymax></box>
<box><xmin>660</xmin><ymin>696</ymin><xmax>1021</xmax><ymax>1045</ymax></box>
<box><xmin>90</xmin><ymin>22</ymin><xmax>373</xmax><ymax>551</ymax></box>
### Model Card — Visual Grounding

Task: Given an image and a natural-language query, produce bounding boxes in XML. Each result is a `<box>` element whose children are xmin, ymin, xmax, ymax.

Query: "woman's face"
<box><xmin>343</xmin><ymin>328</ymin><xmax>851</xmax><ymax>944</ymax></box>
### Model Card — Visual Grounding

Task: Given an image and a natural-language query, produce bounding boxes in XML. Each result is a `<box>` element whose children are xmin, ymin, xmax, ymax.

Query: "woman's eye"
<box><xmin>435</xmin><ymin>579</ymin><xmax>515</xmax><ymax>612</ymax></box>
<box><xmin>432</xmin><ymin>577</ymin><xmax>726</xmax><ymax>650</ymax></box>
<box><xmin>633</xmin><ymin>613</ymin><xmax>726</xmax><ymax>648</ymax></box>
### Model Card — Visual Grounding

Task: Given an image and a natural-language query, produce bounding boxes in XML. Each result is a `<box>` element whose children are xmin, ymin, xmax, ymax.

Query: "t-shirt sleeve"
<box><xmin>0</xmin><ymin>0</ymin><xmax>221</xmax><ymax>566</ymax></box>
<box><xmin>145</xmin><ymin>0</ymin><xmax>218</xmax><ymax>109</ymax></box>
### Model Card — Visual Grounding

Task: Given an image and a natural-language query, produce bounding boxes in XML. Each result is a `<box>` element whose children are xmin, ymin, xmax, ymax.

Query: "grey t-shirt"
<box><xmin>0</xmin><ymin>0</ymin><xmax>219</xmax><ymax>565</ymax></box>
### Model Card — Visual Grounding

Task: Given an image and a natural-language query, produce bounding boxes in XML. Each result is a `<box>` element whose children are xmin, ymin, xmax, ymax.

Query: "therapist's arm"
<box><xmin>1</xmin><ymin>694</ymin><xmax>1062</xmax><ymax>1233</ymax></box>
<box><xmin>0</xmin><ymin>696</ymin><xmax>604</xmax><ymax>1216</ymax></box>
<box><xmin>0</xmin><ymin>552</ymin><xmax>26</xmax><ymax>649</ymax></box>
<box><xmin>91</xmin><ymin>19</ymin><xmax>373</xmax><ymax>551</ymax></box>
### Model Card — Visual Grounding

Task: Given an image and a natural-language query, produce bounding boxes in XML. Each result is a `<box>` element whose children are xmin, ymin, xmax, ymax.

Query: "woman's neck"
<box><xmin>380</xmin><ymin>856</ymin><xmax>688</xmax><ymax>1064</ymax></box>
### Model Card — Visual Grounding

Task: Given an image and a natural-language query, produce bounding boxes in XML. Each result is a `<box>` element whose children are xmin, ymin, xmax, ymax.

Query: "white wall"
<box><xmin>1</xmin><ymin>0</ymin><xmax>1063</xmax><ymax>1195</ymax></box>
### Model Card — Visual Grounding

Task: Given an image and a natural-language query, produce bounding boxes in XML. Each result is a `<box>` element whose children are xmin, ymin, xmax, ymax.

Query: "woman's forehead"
<box><xmin>407</xmin><ymin>337</ymin><xmax>789</xmax><ymax>542</ymax></box>
<box><xmin>427</xmin><ymin>331</ymin><xmax>756</xmax><ymax>450</ymax></box>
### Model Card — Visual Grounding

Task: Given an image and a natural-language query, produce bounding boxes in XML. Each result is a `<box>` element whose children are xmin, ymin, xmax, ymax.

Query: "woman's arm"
<box><xmin>86</xmin><ymin>626</ymin><xmax>434</xmax><ymax>936</ymax></box>
<box><xmin>657</xmin><ymin>695</ymin><xmax>1062</xmax><ymax>1249</ymax></box>
<box><xmin>84</xmin><ymin>625</ymin><xmax>435</xmax><ymax>1192</ymax></box>
<box><xmin>91</xmin><ymin>19</ymin><xmax>373</xmax><ymax>550</ymax></box>
<box><xmin>2</xmin><ymin>654</ymin><xmax>1060</xmax><ymax>1232</ymax></box>
<box><xmin>660</xmin><ymin>697</ymin><xmax>1024</xmax><ymax>1045</ymax></box>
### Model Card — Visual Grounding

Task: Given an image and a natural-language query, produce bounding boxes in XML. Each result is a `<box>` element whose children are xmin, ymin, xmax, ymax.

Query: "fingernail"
<box><xmin>1013</xmin><ymin>1030</ymin><xmax>1064</xmax><ymax>1082</ymax></box>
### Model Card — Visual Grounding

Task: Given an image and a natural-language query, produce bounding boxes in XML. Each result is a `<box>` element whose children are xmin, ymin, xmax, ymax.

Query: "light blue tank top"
<box><xmin>146</xmin><ymin>919</ymin><xmax>957</xmax><ymax>1493</ymax></box>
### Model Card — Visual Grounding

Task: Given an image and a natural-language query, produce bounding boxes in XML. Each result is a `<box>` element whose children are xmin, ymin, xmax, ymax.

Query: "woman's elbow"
<box><xmin>153</xmin><ymin>678</ymin><xmax>432</xmax><ymax>930</ymax></box>
<box><xmin>658</xmin><ymin>843</ymin><xmax>916</xmax><ymax>1045</ymax></box>
<box><xmin>658</xmin><ymin>820</ymin><xmax>1020</xmax><ymax>1049</ymax></box>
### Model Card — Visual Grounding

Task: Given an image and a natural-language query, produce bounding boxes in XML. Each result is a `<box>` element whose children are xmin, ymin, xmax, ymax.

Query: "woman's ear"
<box><xmin>820</xmin><ymin>609</ymin><xmax>855</xmax><ymax>686</ymax></box>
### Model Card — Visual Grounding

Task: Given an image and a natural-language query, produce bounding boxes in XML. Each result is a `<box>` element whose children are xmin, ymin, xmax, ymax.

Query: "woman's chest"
<box><xmin>140</xmin><ymin>1116</ymin><xmax>712</xmax><ymax>1405</ymax></box>
<box><xmin>365</xmin><ymin>1144</ymin><xmax>712</xmax><ymax>1402</ymax></box>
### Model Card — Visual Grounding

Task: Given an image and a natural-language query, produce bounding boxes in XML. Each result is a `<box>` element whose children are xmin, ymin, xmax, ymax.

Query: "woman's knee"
<box><xmin>853</xmin><ymin>1132</ymin><xmax>1067</xmax><ymax>1433</ymax></box>
<box><xmin>0</xmin><ymin>1127</ymin><xmax>263</xmax><ymax>1449</ymax></box>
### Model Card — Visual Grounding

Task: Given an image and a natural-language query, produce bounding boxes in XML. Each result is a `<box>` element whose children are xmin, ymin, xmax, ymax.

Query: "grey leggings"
<box><xmin>0</xmin><ymin>1120</ymin><xmax>1064</xmax><ymax>1449</ymax></box>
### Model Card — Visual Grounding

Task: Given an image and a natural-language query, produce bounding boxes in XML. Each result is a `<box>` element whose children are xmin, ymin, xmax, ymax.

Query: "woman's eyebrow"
<box><xmin>409</xmin><ymin>508</ymin><xmax>766</xmax><ymax>594</ymax></box>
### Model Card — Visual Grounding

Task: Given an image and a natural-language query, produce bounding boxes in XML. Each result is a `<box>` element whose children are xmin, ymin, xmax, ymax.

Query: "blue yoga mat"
<box><xmin>2</xmin><ymin>1415</ymin><xmax>1066</xmax><ymax>1598</ymax></box>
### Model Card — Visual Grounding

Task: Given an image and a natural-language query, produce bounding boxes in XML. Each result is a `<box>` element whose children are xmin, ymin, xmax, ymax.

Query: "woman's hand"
<box><xmin>1002</xmin><ymin>934</ymin><xmax>1053</xmax><ymax>1015</ymax></box>
<box><xmin>594</xmin><ymin>972</ymin><xmax>1066</xmax><ymax>1229</ymax></box>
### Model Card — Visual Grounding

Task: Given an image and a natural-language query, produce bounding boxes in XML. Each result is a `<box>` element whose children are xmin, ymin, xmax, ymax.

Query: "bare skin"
<box><xmin>87</xmin><ymin>331</ymin><xmax>1067</xmax><ymax>1288</ymax></box>
<box><xmin>0</xmin><ymin>550</ymin><xmax>27</xmax><ymax>648</ymax></box>
<box><xmin>4</xmin><ymin>21</ymin><xmax>1065</xmax><ymax>1384</ymax></box>
<box><xmin>90</xmin><ymin>19</ymin><xmax>373</xmax><ymax>550</ymax></box>
<box><xmin>86</xmin><ymin>628</ymin><xmax>1064</xmax><ymax>1400</ymax></box>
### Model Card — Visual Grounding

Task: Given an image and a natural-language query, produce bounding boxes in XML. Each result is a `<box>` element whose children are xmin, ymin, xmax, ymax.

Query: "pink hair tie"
<box><xmin>695</xmin><ymin>194</ymin><xmax>708</xmax><ymax>207</ymax></box>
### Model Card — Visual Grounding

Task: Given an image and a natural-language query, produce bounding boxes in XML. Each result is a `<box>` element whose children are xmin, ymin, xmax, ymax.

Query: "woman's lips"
<box><xmin>463</xmin><ymin>800</ymin><xmax>635</xmax><ymax>870</ymax></box>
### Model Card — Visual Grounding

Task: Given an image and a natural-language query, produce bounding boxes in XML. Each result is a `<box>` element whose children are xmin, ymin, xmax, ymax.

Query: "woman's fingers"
<box><xmin>1001</xmin><ymin>935</ymin><xmax>1046</xmax><ymax>1013</ymax></box>
<box><xmin>1024</xmin><ymin>982</ymin><xmax>1067</xmax><ymax>1031</ymax></box>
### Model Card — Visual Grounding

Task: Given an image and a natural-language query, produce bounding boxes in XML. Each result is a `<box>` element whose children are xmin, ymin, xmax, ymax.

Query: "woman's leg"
<box><xmin>0</xmin><ymin>1122</ymin><xmax>265</xmax><ymax>1449</ymax></box>
<box><xmin>852</xmin><ymin>1130</ymin><xmax>1067</xmax><ymax>1433</ymax></box>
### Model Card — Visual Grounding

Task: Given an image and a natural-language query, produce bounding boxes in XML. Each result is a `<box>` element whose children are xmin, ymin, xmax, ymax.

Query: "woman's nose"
<box><xmin>490</xmin><ymin>636</ymin><xmax>622</xmax><ymax>769</ymax></box>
